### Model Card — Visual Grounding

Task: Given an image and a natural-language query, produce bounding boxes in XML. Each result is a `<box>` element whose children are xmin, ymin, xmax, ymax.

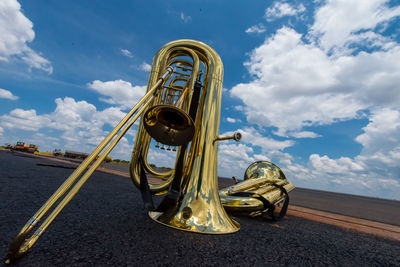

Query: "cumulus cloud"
<box><xmin>231</xmin><ymin>25</ymin><xmax>400</xmax><ymax>136</ymax></box>
<box><xmin>217</xmin><ymin>127</ymin><xmax>295</xmax><ymax>177</ymax></box>
<box><xmin>222</xmin><ymin>127</ymin><xmax>294</xmax><ymax>151</ymax></box>
<box><xmin>355</xmin><ymin>108</ymin><xmax>400</xmax><ymax>169</ymax></box>
<box><xmin>238</xmin><ymin>127</ymin><xmax>294</xmax><ymax>151</ymax></box>
<box><xmin>309</xmin><ymin>0</ymin><xmax>400</xmax><ymax>55</ymax></box>
<box><xmin>226</xmin><ymin>117</ymin><xmax>241</xmax><ymax>123</ymax></box>
<box><xmin>290</xmin><ymin>131</ymin><xmax>321</xmax><ymax>139</ymax></box>
<box><xmin>51</xmin><ymin>98</ymin><xmax>128</xmax><ymax>148</ymax></box>
<box><xmin>245</xmin><ymin>24</ymin><xmax>266</xmax><ymax>34</ymax></box>
<box><xmin>120</xmin><ymin>49</ymin><xmax>133</xmax><ymax>58</ymax></box>
<box><xmin>310</xmin><ymin>154</ymin><xmax>365</xmax><ymax>173</ymax></box>
<box><xmin>232</xmin><ymin>27</ymin><xmax>360</xmax><ymax>135</ymax></box>
<box><xmin>139</xmin><ymin>62</ymin><xmax>151</xmax><ymax>72</ymax></box>
<box><xmin>0</xmin><ymin>0</ymin><xmax>52</xmax><ymax>73</ymax></box>
<box><xmin>87</xmin><ymin>80</ymin><xmax>147</xmax><ymax>109</ymax></box>
<box><xmin>265</xmin><ymin>2</ymin><xmax>306</xmax><ymax>21</ymax></box>
<box><xmin>272</xmin><ymin>101</ymin><xmax>400</xmax><ymax>200</ymax></box>
<box><xmin>0</xmin><ymin>97</ymin><xmax>129</xmax><ymax>156</ymax></box>
<box><xmin>218</xmin><ymin>143</ymin><xmax>255</xmax><ymax>177</ymax></box>
<box><xmin>147</xmin><ymin>148</ymin><xmax>177</xmax><ymax>169</ymax></box>
<box><xmin>0</xmin><ymin>108</ymin><xmax>50</xmax><ymax>131</ymax></box>
<box><xmin>0</xmin><ymin>88</ymin><xmax>19</xmax><ymax>100</ymax></box>
<box><xmin>228</xmin><ymin>0</ymin><xmax>400</xmax><ymax>199</ymax></box>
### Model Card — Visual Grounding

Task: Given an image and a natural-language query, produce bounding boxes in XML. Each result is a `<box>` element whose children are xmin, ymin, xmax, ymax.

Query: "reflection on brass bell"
<box><xmin>143</xmin><ymin>105</ymin><xmax>195</xmax><ymax>146</ymax></box>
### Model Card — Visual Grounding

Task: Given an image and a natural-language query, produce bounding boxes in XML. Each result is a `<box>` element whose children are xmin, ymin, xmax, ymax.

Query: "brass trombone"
<box><xmin>6</xmin><ymin>40</ymin><xmax>294</xmax><ymax>263</ymax></box>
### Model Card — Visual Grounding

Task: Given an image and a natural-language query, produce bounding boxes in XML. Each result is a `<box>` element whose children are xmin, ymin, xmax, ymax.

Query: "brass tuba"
<box><xmin>129</xmin><ymin>39</ymin><xmax>239</xmax><ymax>233</ymax></box>
<box><xmin>5</xmin><ymin>40</ymin><xmax>294</xmax><ymax>263</ymax></box>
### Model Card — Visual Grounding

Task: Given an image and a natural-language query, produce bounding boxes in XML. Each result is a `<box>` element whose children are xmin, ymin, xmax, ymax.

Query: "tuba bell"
<box><xmin>5</xmin><ymin>40</ymin><xmax>294</xmax><ymax>263</ymax></box>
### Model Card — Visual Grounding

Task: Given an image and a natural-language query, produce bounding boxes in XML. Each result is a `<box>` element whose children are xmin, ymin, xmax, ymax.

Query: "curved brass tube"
<box><xmin>220</xmin><ymin>161</ymin><xmax>295</xmax><ymax>215</ymax></box>
<box><xmin>5</xmin><ymin>40</ymin><xmax>295</xmax><ymax>263</ymax></box>
<box><xmin>130</xmin><ymin>40</ymin><xmax>239</xmax><ymax>234</ymax></box>
<box><xmin>5</xmin><ymin>66</ymin><xmax>174</xmax><ymax>263</ymax></box>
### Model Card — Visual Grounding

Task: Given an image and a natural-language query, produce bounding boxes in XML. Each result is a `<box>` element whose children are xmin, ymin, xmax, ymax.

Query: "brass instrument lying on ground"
<box><xmin>5</xmin><ymin>40</ymin><xmax>294</xmax><ymax>263</ymax></box>
<box><xmin>220</xmin><ymin>161</ymin><xmax>295</xmax><ymax>218</ymax></box>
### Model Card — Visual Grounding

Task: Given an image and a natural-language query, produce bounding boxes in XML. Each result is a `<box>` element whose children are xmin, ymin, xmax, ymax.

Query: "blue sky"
<box><xmin>1</xmin><ymin>0</ymin><xmax>400</xmax><ymax>200</ymax></box>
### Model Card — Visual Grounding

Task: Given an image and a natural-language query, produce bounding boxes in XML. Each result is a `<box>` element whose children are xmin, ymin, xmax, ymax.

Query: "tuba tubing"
<box><xmin>129</xmin><ymin>39</ymin><xmax>239</xmax><ymax>234</ymax></box>
<box><xmin>5</xmin><ymin>40</ymin><xmax>295</xmax><ymax>264</ymax></box>
<box><xmin>220</xmin><ymin>182</ymin><xmax>295</xmax><ymax>212</ymax></box>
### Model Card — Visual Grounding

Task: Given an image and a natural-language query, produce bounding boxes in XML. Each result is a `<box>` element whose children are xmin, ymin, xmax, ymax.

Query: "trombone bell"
<box><xmin>143</xmin><ymin>105</ymin><xmax>195</xmax><ymax>146</ymax></box>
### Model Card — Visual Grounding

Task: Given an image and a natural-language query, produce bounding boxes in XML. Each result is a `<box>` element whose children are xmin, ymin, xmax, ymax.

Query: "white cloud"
<box><xmin>226</xmin><ymin>117</ymin><xmax>241</xmax><ymax>123</ymax></box>
<box><xmin>290</xmin><ymin>131</ymin><xmax>321</xmax><ymax>138</ymax></box>
<box><xmin>110</xmin><ymin>136</ymin><xmax>135</xmax><ymax>160</ymax></box>
<box><xmin>0</xmin><ymin>126</ymin><xmax>3</xmax><ymax>136</ymax></box>
<box><xmin>265</xmin><ymin>2</ymin><xmax>306</xmax><ymax>21</ymax></box>
<box><xmin>309</xmin><ymin>154</ymin><xmax>365</xmax><ymax>173</ymax></box>
<box><xmin>47</xmin><ymin>97</ymin><xmax>97</xmax><ymax>132</ymax></box>
<box><xmin>0</xmin><ymin>96</ymin><xmax>132</xmax><ymax>158</ymax></box>
<box><xmin>275</xmin><ymin>107</ymin><xmax>400</xmax><ymax>200</ymax></box>
<box><xmin>232</xmin><ymin>27</ymin><xmax>362</xmax><ymax>135</ymax></box>
<box><xmin>0</xmin><ymin>88</ymin><xmax>18</xmax><ymax>100</ymax></box>
<box><xmin>228</xmin><ymin>0</ymin><xmax>400</xmax><ymax>199</ymax></box>
<box><xmin>245</xmin><ymin>24</ymin><xmax>266</xmax><ymax>34</ymax></box>
<box><xmin>222</xmin><ymin>127</ymin><xmax>294</xmax><ymax>152</ymax></box>
<box><xmin>139</xmin><ymin>62</ymin><xmax>151</xmax><ymax>72</ymax></box>
<box><xmin>218</xmin><ymin>143</ymin><xmax>255</xmax><ymax>178</ymax></box>
<box><xmin>355</xmin><ymin>108</ymin><xmax>400</xmax><ymax>169</ymax></box>
<box><xmin>49</xmin><ymin>98</ymin><xmax>129</xmax><ymax>159</ymax></box>
<box><xmin>147</xmin><ymin>148</ymin><xmax>177</xmax><ymax>169</ymax></box>
<box><xmin>49</xmin><ymin>98</ymin><xmax>128</xmax><ymax>148</ymax></box>
<box><xmin>217</xmin><ymin>140</ymin><xmax>295</xmax><ymax>179</ymax></box>
<box><xmin>217</xmin><ymin>127</ymin><xmax>296</xmax><ymax>178</ymax></box>
<box><xmin>87</xmin><ymin>80</ymin><xmax>147</xmax><ymax>109</ymax></box>
<box><xmin>180</xmin><ymin>12</ymin><xmax>192</xmax><ymax>23</ymax></box>
<box><xmin>0</xmin><ymin>108</ymin><xmax>50</xmax><ymax>131</ymax></box>
<box><xmin>0</xmin><ymin>0</ymin><xmax>52</xmax><ymax>73</ymax></box>
<box><xmin>21</xmin><ymin>48</ymin><xmax>53</xmax><ymax>73</ymax></box>
<box><xmin>120</xmin><ymin>49</ymin><xmax>133</xmax><ymax>58</ymax></box>
<box><xmin>309</xmin><ymin>0</ymin><xmax>400</xmax><ymax>55</ymax></box>
<box><xmin>303</xmin><ymin>152</ymin><xmax>400</xmax><ymax>200</ymax></box>
<box><xmin>231</xmin><ymin>25</ymin><xmax>400</xmax><ymax>136</ymax></box>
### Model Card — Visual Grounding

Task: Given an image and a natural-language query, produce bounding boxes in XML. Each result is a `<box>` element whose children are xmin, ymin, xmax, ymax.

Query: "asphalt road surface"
<box><xmin>101</xmin><ymin>160</ymin><xmax>400</xmax><ymax>226</ymax></box>
<box><xmin>1</xmin><ymin>150</ymin><xmax>399</xmax><ymax>266</ymax></box>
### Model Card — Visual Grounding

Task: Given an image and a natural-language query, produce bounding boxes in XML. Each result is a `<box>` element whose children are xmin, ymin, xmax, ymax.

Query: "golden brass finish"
<box><xmin>5</xmin><ymin>58</ymin><xmax>175</xmax><ymax>263</ymax></box>
<box><xmin>143</xmin><ymin>105</ymin><xmax>195</xmax><ymax>146</ymax></box>
<box><xmin>6</xmin><ymin>40</ymin><xmax>295</xmax><ymax>263</ymax></box>
<box><xmin>244</xmin><ymin>161</ymin><xmax>286</xmax><ymax>182</ymax></box>
<box><xmin>130</xmin><ymin>39</ymin><xmax>239</xmax><ymax>234</ymax></box>
<box><xmin>214</xmin><ymin>132</ymin><xmax>242</xmax><ymax>143</ymax></box>
<box><xmin>220</xmin><ymin>161</ymin><xmax>295</xmax><ymax>214</ymax></box>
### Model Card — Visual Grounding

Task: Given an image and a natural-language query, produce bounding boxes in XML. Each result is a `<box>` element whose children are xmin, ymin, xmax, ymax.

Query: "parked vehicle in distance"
<box><xmin>53</xmin><ymin>149</ymin><xmax>63</xmax><ymax>156</ymax></box>
<box><xmin>12</xmin><ymin>142</ymin><xmax>38</xmax><ymax>153</ymax></box>
<box><xmin>64</xmin><ymin>150</ymin><xmax>89</xmax><ymax>160</ymax></box>
<box><xmin>4</xmin><ymin>143</ymin><xmax>13</xmax><ymax>149</ymax></box>
<box><xmin>13</xmin><ymin>142</ymin><xmax>25</xmax><ymax>151</ymax></box>
<box><xmin>26</xmin><ymin>144</ymin><xmax>38</xmax><ymax>153</ymax></box>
